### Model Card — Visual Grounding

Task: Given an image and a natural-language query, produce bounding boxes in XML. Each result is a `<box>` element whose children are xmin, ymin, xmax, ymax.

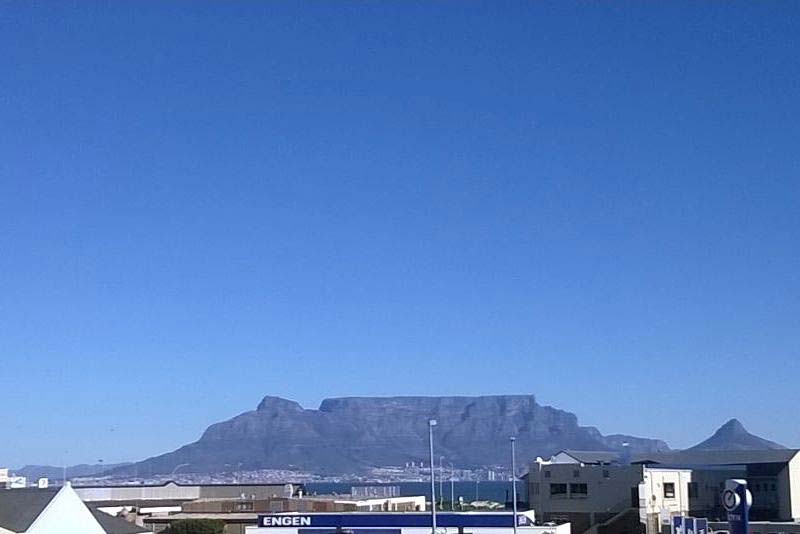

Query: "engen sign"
<box><xmin>261</xmin><ymin>517</ymin><xmax>313</xmax><ymax>527</ymax></box>
<box><xmin>257</xmin><ymin>513</ymin><xmax>536</xmax><ymax>529</ymax></box>
<box><xmin>723</xmin><ymin>479</ymin><xmax>752</xmax><ymax>534</ymax></box>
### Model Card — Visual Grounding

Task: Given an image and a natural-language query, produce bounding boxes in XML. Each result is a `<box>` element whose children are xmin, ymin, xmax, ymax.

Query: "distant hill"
<box><xmin>688</xmin><ymin>419</ymin><xmax>785</xmax><ymax>451</ymax></box>
<box><xmin>15</xmin><ymin>462</ymin><xmax>131</xmax><ymax>481</ymax></box>
<box><xmin>110</xmin><ymin>394</ymin><xmax>669</xmax><ymax>476</ymax></box>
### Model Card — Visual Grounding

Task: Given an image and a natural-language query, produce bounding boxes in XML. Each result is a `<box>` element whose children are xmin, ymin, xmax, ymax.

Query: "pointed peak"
<box><xmin>718</xmin><ymin>418</ymin><xmax>747</xmax><ymax>433</ymax></box>
<box><xmin>688</xmin><ymin>418</ymin><xmax>786</xmax><ymax>451</ymax></box>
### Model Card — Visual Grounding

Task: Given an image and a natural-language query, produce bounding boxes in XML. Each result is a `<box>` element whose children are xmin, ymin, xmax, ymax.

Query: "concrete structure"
<box><xmin>240</xmin><ymin>511</ymin><xmax>567</xmax><ymax>534</ymax></box>
<box><xmin>529</xmin><ymin>452</ymin><xmax>646</xmax><ymax>534</ymax></box>
<box><xmin>528</xmin><ymin>451</ymin><xmax>737</xmax><ymax>534</ymax></box>
<box><xmin>528</xmin><ymin>449</ymin><xmax>800</xmax><ymax>534</ymax></box>
<box><xmin>0</xmin><ymin>483</ymin><xmax>148</xmax><ymax>534</ymax></box>
<box><xmin>75</xmin><ymin>481</ymin><xmax>298</xmax><ymax>506</ymax></box>
<box><xmin>638</xmin><ymin>449</ymin><xmax>800</xmax><ymax>522</ymax></box>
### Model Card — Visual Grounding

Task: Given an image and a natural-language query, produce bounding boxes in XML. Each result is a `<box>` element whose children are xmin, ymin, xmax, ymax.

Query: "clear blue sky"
<box><xmin>1</xmin><ymin>2</ymin><xmax>798</xmax><ymax>468</ymax></box>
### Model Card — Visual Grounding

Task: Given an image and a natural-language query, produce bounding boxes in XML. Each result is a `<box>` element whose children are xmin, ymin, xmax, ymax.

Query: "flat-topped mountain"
<box><xmin>688</xmin><ymin>418</ymin><xmax>785</xmax><ymax>451</ymax></box>
<box><xmin>114</xmin><ymin>395</ymin><xmax>669</xmax><ymax>475</ymax></box>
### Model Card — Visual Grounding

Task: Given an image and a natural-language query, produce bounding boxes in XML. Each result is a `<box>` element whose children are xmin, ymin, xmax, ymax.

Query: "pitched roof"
<box><xmin>89</xmin><ymin>508</ymin><xmax>151</xmax><ymax>534</ymax></box>
<box><xmin>633</xmin><ymin>449</ymin><xmax>799</xmax><ymax>466</ymax></box>
<box><xmin>559</xmin><ymin>450</ymin><xmax>620</xmax><ymax>464</ymax></box>
<box><xmin>0</xmin><ymin>487</ymin><xmax>59</xmax><ymax>532</ymax></box>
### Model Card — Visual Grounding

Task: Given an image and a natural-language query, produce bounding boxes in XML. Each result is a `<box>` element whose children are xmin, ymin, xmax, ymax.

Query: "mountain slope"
<box><xmin>688</xmin><ymin>419</ymin><xmax>785</xmax><ymax>451</ymax></box>
<box><xmin>113</xmin><ymin>395</ymin><xmax>669</xmax><ymax>476</ymax></box>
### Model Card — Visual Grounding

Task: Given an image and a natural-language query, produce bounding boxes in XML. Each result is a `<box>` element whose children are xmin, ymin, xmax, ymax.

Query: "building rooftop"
<box><xmin>633</xmin><ymin>449</ymin><xmax>800</xmax><ymax>467</ymax></box>
<box><xmin>557</xmin><ymin>450</ymin><xmax>621</xmax><ymax>464</ymax></box>
<box><xmin>0</xmin><ymin>487</ymin><xmax>59</xmax><ymax>532</ymax></box>
<box><xmin>90</xmin><ymin>508</ymin><xmax>151</xmax><ymax>534</ymax></box>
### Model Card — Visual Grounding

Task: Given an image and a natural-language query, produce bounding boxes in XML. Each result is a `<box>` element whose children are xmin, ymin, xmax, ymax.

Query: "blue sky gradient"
<box><xmin>1</xmin><ymin>2</ymin><xmax>799</xmax><ymax>467</ymax></box>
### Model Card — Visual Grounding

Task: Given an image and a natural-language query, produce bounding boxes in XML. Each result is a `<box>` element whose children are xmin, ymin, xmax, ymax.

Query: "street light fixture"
<box><xmin>428</xmin><ymin>419</ymin><xmax>438</xmax><ymax>534</ymax></box>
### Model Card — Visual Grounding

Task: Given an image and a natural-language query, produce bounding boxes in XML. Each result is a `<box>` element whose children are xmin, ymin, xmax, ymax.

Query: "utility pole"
<box><xmin>450</xmin><ymin>462</ymin><xmax>455</xmax><ymax>511</ymax></box>
<box><xmin>511</xmin><ymin>437</ymin><xmax>518</xmax><ymax>534</ymax></box>
<box><xmin>439</xmin><ymin>456</ymin><xmax>445</xmax><ymax>508</ymax></box>
<box><xmin>428</xmin><ymin>419</ymin><xmax>438</xmax><ymax>534</ymax></box>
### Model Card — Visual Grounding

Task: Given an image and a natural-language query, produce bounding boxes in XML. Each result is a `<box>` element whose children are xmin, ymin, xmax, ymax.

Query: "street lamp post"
<box><xmin>510</xmin><ymin>437</ymin><xmax>518</xmax><ymax>534</ymax></box>
<box><xmin>450</xmin><ymin>463</ymin><xmax>455</xmax><ymax>511</ymax></box>
<box><xmin>429</xmin><ymin>419</ymin><xmax>438</xmax><ymax>534</ymax></box>
<box><xmin>439</xmin><ymin>456</ymin><xmax>445</xmax><ymax>508</ymax></box>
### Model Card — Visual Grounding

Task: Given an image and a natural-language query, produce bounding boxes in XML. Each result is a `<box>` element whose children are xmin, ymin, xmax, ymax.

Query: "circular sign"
<box><xmin>723</xmin><ymin>488</ymin><xmax>740</xmax><ymax>512</ymax></box>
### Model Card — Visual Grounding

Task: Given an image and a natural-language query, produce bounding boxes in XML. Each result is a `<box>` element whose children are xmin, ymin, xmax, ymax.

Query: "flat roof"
<box><xmin>634</xmin><ymin>449</ymin><xmax>799</xmax><ymax>466</ymax></box>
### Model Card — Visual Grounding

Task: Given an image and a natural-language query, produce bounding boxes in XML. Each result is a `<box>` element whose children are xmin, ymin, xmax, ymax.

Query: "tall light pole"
<box><xmin>450</xmin><ymin>462</ymin><xmax>455</xmax><ymax>511</ymax></box>
<box><xmin>510</xmin><ymin>437</ymin><xmax>518</xmax><ymax>534</ymax></box>
<box><xmin>428</xmin><ymin>419</ymin><xmax>438</xmax><ymax>534</ymax></box>
<box><xmin>439</xmin><ymin>456</ymin><xmax>445</xmax><ymax>508</ymax></box>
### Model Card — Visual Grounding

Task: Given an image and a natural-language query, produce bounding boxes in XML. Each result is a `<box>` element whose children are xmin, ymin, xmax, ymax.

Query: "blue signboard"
<box><xmin>723</xmin><ymin>479</ymin><xmax>751</xmax><ymax>534</ymax></box>
<box><xmin>672</xmin><ymin>515</ymin><xmax>684</xmax><ymax>534</ymax></box>
<box><xmin>258</xmin><ymin>513</ymin><xmax>534</xmax><ymax>529</ymax></box>
<box><xmin>673</xmin><ymin>515</ymin><xmax>708</xmax><ymax>534</ymax></box>
<box><xmin>685</xmin><ymin>517</ymin><xmax>697</xmax><ymax>534</ymax></box>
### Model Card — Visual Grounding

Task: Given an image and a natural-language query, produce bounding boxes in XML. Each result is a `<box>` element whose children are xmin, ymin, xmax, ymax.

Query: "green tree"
<box><xmin>161</xmin><ymin>518</ymin><xmax>225</xmax><ymax>534</ymax></box>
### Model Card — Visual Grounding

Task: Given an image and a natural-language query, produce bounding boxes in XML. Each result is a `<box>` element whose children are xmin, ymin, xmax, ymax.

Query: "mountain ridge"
<box><xmin>112</xmin><ymin>394</ymin><xmax>670</xmax><ymax>476</ymax></box>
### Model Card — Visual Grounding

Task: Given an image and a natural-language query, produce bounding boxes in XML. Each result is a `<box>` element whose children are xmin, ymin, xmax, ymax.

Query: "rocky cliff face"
<box><xmin>121</xmin><ymin>395</ymin><xmax>669</xmax><ymax>475</ymax></box>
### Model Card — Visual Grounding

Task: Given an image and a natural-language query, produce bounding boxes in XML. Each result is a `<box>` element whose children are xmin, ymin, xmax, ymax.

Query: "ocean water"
<box><xmin>304</xmin><ymin>481</ymin><xmax>527</xmax><ymax>505</ymax></box>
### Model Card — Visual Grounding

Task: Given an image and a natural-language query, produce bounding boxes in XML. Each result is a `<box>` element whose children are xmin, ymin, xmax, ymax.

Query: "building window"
<box><xmin>544</xmin><ymin>470</ymin><xmax>551</xmax><ymax>478</ymax></box>
<box><xmin>235</xmin><ymin>501</ymin><xmax>254</xmax><ymax>512</ymax></box>
<box><xmin>531</xmin><ymin>483</ymin><xmax>540</xmax><ymax>495</ymax></box>
<box><xmin>570</xmin><ymin>483</ymin><xmax>588</xmax><ymax>497</ymax></box>
<box><xmin>550</xmin><ymin>483</ymin><xmax>568</xmax><ymax>497</ymax></box>
<box><xmin>603</xmin><ymin>470</ymin><xmax>610</xmax><ymax>478</ymax></box>
<box><xmin>573</xmin><ymin>470</ymin><xmax>580</xmax><ymax>478</ymax></box>
<box><xmin>664</xmin><ymin>483</ymin><xmax>675</xmax><ymax>499</ymax></box>
<box><xmin>688</xmin><ymin>482</ymin><xmax>698</xmax><ymax>499</ymax></box>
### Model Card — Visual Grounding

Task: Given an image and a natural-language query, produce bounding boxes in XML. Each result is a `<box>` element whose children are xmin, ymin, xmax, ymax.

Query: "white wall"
<box><xmin>787</xmin><ymin>452</ymin><xmax>800</xmax><ymax>521</ymax></box>
<box><xmin>76</xmin><ymin>481</ymin><xmax>201</xmax><ymax>502</ymax></box>
<box><xmin>639</xmin><ymin>468</ymin><xmax>692</xmax><ymax>516</ymax></box>
<box><xmin>26</xmin><ymin>485</ymin><xmax>106</xmax><ymax>534</ymax></box>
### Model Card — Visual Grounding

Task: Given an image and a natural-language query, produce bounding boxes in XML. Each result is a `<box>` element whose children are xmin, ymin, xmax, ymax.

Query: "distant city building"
<box><xmin>351</xmin><ymin>485</ymin><xmax>402</xmax><ymax>498</ymax></box>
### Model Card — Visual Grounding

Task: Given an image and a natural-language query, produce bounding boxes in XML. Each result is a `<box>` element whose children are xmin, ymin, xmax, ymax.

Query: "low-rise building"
<box><xmin>75</xmin><ymin>481</ymin><xmax>298</xmax><ymax>506</ymax></box>
<box><xmin>528</xmin><ymin>449</ymin><xmax>800</xmax><ymax>534</ymax></box>
<box><xmin>144</xmin><ymin>494</ymin><xmax>427</xmax><ymax>533</ymax></box>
